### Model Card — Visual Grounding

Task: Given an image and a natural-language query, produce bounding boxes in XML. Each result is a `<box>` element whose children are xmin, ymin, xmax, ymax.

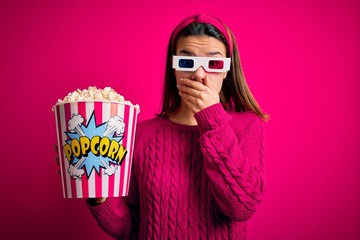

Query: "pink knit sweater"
<box><xmin>88</xmin><ymin>103</ymin><xmax>266</xmax><ymax>239</ymax></box>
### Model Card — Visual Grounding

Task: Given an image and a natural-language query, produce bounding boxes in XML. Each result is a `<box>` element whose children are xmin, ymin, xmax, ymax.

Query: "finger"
<box><xmin>178</xmin><ymin>77</ymin><xmax>207</xmax><ymax>91</ymax></box>
<box><xmin>177</xmin><ymin>77</ymin><xmax>211</xmax><ymax>100</ymax></box>
<box><xmin>177</xmin><ymin>84</ymin><xmax>201</xmax><ymax>98</ymax></box>
<box><xmin>179</xmin><ymin>91</ymin><xmax>205</xmax><ymax>112</ymax></box>
<box><xmin>181</xmin><ymin>95</ymin><xmax>201</xmax><ymax>113</ymax></box>
<box><xmin>179</xmin><ymin>90</ymin><xmax>198</xmax><ymax>103</ymax></box>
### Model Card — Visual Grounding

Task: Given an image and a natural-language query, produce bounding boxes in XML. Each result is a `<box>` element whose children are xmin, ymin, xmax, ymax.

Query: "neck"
<box><xmin>169</xmin><ymin>102</ymin><xmax>197</xmax><ymax>126</ymax></box>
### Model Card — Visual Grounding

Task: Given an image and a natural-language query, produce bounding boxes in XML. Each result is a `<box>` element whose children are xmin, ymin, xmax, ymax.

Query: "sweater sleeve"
<box><xmin>87</xmin><ymin>171</ymin><xmax>140</xmax><ymax>240</ymax></box>
<box><xmin>194</xmin><ymin>103</ymin><xmax>266</xmax><ymax>222</ymax></box>
<box><xmin>87</xmin><ymin>197</ymin><xmax>132</xmax><ymax>239</ymax></box>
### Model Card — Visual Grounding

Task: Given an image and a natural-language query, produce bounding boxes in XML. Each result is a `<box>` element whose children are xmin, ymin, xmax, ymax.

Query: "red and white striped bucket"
<box><xmin>53</xmin><ymin>101</ymin><xmax>139</xmax><ymax>198</ymax></box>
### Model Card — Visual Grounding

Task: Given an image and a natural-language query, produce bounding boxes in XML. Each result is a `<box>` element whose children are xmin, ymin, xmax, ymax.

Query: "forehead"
<box><xmin>175</xmin><ymin>35</ymin><xmax>226</xmax><ymax>56</ymax></box>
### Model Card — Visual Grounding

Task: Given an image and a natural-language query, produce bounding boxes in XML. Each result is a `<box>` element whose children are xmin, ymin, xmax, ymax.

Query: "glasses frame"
<box><xmin>172</xmin><ymin>55</ymin><xmax>231</xmax><ymax>73</ymax></box>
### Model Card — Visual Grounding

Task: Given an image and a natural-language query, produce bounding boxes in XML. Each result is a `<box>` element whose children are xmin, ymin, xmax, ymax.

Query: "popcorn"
<box><xmin>57</xmin><ymin>86</ymin><xmax>139</xmax><ymax>110</ymax></box>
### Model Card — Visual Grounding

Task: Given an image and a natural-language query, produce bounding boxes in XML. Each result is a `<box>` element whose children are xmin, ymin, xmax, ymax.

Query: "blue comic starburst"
<box><xmin>65</xmin><ymin>111</ymin><xmax>124</xmax><ymax>178</ymax></box>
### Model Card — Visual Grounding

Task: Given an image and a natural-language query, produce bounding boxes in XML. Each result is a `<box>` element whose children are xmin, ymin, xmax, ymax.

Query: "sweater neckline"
<box><xmin>159</xmin><ymin>116</ymin><xmax>199</xmax><ymax>132</ymax></box>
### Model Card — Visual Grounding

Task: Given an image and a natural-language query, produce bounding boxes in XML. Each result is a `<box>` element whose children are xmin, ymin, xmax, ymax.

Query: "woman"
<box><xmin>88</xmin><ymin>13</ymin><xmax>268</xmax><ymax>239</ymax></box>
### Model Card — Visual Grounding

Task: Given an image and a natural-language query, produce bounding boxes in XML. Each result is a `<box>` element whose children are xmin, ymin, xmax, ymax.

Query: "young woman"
<box><xmin>88</xmin><ymin>13</ymin><xmax>268</xmax><ymax>239</ymax></box>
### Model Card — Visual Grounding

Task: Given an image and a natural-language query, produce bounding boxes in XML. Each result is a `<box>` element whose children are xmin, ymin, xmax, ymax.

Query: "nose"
<box><xmin>191</xmin><ymin>66</ymin><xmax>207</xmax><ymax>82</ymax></box>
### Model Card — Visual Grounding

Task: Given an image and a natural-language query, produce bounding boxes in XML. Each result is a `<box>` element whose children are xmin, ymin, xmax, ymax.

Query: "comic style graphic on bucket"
<box><xmin>53</xmin><ymin>96</ymin><xmax>139</xmax><ymax>198</ymax></box>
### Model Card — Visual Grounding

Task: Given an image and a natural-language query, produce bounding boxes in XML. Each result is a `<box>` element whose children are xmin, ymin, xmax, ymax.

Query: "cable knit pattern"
<box><xmin>88</xmin><ymin>103</ymin><xmax>266</xmax><ymax>240</ymax></box>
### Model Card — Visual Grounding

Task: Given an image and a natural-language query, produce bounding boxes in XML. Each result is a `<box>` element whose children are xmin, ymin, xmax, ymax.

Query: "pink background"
<box><xmin>1</xmin><ymin>0</ymin><xmax>359</xmax><ymax>239</ymax></box>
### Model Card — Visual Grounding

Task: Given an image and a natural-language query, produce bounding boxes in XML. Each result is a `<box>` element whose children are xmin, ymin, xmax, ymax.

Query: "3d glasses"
<box><xmin>172</xmin><ymin>56</ymin><xmax>231</xmax><ymax>73</ymax></box>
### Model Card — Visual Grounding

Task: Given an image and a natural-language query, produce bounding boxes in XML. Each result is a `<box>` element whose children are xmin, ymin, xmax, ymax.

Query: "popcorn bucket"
<box><xmin>53</xmin><ymin>101</ymin><xmax>139</xmax><ymax>198</ymax></box>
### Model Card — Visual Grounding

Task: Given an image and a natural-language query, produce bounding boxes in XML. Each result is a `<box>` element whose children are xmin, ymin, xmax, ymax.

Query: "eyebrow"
<box><xmin>178</xmin><ymin>50</ymin><xmax>193</xmax><ymax>55</ymax></box>
<box><xmin>207</xmin><ymin>51</ymin><xmax>223</xmax><ymax>56</ymax></box>
<box><xmin>178</xmin><ymin>50</ymin><xmax>223</xmax><ymax>56</ymax></box>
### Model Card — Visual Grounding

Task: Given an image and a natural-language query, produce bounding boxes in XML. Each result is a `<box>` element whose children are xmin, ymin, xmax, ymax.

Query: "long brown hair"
<box><xmin>159</xmin><ymin>20</ymin><xmax>269</xmax><ymax>121</ymax></box>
